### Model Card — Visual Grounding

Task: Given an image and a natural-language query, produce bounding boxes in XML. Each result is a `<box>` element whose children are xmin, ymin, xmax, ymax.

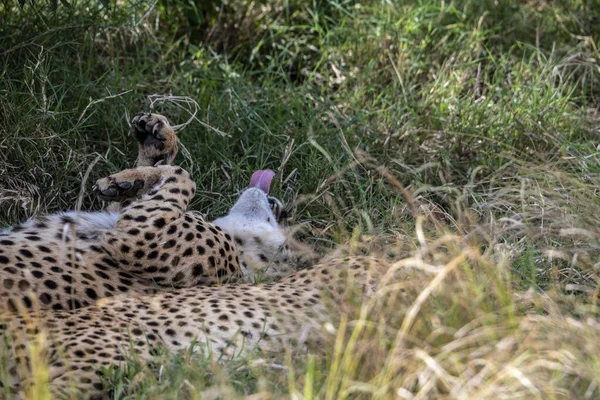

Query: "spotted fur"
<box><xmin>0</xmin><ymin>256</ymin><xmax>387</xmax><ymax>398</ymax></box>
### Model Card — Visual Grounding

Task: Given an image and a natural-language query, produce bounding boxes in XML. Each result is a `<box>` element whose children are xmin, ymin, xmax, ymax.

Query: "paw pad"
<box><xmin>94</xmin><ymin>178</ymin><xmax>145</xmax><ymax>202</ymax></box>
<box><xmin>130</xmin><ymin>113</ymin><xmax>168</xmax><ymax>150</ymax></box>
<box><xmin>130</xmin><ymin>112</ymin><xmax>178</xmax><ymax>167</ymax></box>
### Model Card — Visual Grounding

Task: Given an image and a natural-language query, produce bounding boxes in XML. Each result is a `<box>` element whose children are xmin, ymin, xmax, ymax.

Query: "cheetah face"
<box><xmin>213</xmin><ymin>170</ymin><xmax>292</xmax><ymax>279</ymax></box>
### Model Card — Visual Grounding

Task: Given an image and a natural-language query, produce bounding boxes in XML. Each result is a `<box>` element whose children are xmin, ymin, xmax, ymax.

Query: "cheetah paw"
<box><xmin>130</xmin><ymin>113</ymin><xmax>178</xmax><ymax>167</ymax></box>
<box><xmin>94</xmin><ymin>177</ymin><xmax>145</xmax><ymax>202</ymax></box>
<box><xmin>93</xmin><ymin>168</ymin><xmax>160</xmax><ymax>202</ymax></box>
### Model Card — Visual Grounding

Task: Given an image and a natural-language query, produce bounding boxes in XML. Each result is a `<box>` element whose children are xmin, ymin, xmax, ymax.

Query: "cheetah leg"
<box><xmin>105</xmin><ymin>112</ymin><xmax>179</xmax><ymax>214</ymax></box>
<box><xmin>93</xmin><ymin>165</ymin><xmax>212</xmax><ymax>284</ymax></box>
<box><xmin>130</xmin><ymin>112</ymin><xmax>179</xmax><ymax>168</ymax></box>
<box><xmin>94</xmin><ymin>164</ymin><xmax>196</xmax><ymax>235</ymax></box>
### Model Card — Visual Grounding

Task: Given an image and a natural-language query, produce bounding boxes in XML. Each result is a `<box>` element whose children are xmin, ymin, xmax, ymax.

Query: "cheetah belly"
<box><xmin>1</xmin><ymin>211</ymin><xmax>118</xmax><ymax>237</ymax></box>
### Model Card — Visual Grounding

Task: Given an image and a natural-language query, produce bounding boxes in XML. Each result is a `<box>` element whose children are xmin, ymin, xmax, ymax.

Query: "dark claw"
<box><xmin>102</xmin><ymin>187</ymin><xmax>118</xmax><ymax>197</ymax></box>
<box><xmin>97</xmin><ymin>186</ymin><xmax>124</xmax><ymax>201</ymax></box>
<box><xmin>98</xmin><ymin>194</ymin><xmax>124</xmax><ymax>202</ymax></box>
<box><xmin>117</xmin><ymin>181</ymin><xmax>132</xmax><ymax>190</ymax></box>
<box><xmin>132</xmin><ymin>179</ymin><xmax>144</xmax><ymax>191</ymax></box>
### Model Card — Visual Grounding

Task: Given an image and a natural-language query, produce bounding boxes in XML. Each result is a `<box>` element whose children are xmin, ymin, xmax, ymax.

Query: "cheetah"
<box><xmin>0</xmin><ymin>113</ymin><xmax>292</xmax><ymax>313</ymax></box>
<box><xmin>0</xmin><ymin>255</ymin><xmax>387</xmax><ymax>398</ymax></box>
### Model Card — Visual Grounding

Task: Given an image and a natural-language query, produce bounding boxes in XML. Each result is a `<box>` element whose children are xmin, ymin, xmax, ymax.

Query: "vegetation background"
<box><xmin>1</xmin><ymin>0</ymin><xmax>600</xmax><ymax>398</ymax></box>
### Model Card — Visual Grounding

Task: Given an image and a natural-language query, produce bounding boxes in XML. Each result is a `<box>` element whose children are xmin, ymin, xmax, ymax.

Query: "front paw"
<box><xmin>94</xmin><ymin>174</ymin><xmax>145</xmax><ymax>202</ymax></box>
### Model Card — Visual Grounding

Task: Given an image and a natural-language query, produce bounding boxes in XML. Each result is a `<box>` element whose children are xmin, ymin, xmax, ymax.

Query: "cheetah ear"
<box><xmin>250</xmin><ymin>170</ymin><xmax>275</xmax><ymax>194</ymax></box>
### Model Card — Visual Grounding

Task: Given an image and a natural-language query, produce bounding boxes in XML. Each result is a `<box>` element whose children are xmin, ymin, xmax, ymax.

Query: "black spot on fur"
<box><xmin>86</xmin><ymin>288</ymin><xmax>98</xmax><ymax>300</ymax></box>
<box><xmin>147</xmin><ymin>250</ymin><xmax>159</xmax><ymax>260</ymax></box>
<box><xmin>22</xmin><ymin>296</ymin><xmax>32</xmax><ymax>308</ymax></box>
<box><xmin>216</xmin><ymin>268</ymin><xmax>227</xmax><ymax>278</ymax></box>
<box><xmin>95</xmin><ymin>270</ymin><xmax>110</xmax><ymax>280</ymax></box>
<box><xmin>43</xmin><ymin>280</ymin><xmax>57</xmax><ymax>289</ymax></box>
<box><xmin>19</xmin><ymin>249</ymin><xmax>33</xmax><ymax>258</ymax></box>
<box><xmin>39</xmin><ymin>293</ymin><xmax>52</xmax><ymax>304</ymax></box>
<box><xmin>173</xmin><ymin>272</ymin><xmax>185</xmax><ymax>282</ymax></box>
<box><xmin>60</xmin><ymin>216</ymin><xmax>75</xmax><ymax>224</ymax></box>
<box><xmin>192</xmin><ymin>264</ymin><xmax>204</xmax><ymax>276</ymax></box>
<box><xmin>38</xmin><ymin>245</ymin><xmax>51</xmax><ymax>253</ymax></box>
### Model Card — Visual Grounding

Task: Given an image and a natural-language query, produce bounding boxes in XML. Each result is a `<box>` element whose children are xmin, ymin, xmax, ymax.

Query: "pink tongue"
<box><xmin>250</xmin><ymin>169</ymin><xmax>275</xmax><ymax>194</ymax></box>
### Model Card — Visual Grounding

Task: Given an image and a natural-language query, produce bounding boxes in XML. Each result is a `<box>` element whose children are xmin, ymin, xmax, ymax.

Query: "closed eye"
<box><xmin>267</xmin><ymin>196</ymin><xmax>289</xmax><ymax>224</ymax></box>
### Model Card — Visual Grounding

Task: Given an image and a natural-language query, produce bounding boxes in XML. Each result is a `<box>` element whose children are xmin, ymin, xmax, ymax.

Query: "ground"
<box><xmin>1</xmin><ymin>0</ymin><xmax>600</xmax><ymax>399</ymax></box>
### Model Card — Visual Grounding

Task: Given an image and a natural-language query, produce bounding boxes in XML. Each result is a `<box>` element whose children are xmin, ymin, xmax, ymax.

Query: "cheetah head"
<box><xmin>213</xmin><ymin>170</ymin><xmax>293</xmax><ymax>280</ymax></box>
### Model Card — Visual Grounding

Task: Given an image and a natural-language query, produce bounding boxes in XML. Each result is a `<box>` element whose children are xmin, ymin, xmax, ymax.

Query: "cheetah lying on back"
<box><xmin>0</xmin><ymin>113</ymin><xmax>392</xmax><ymax>398</ymax></box>
<box><xmin>0</xmin><ymin>113</ymin><xmax>292</xmax><ymax>313</ymax></box>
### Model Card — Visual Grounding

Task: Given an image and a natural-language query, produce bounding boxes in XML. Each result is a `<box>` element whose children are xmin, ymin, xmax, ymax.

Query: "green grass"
<box><xmin>2</xmin><ymin>0</ymin><xmax>600</xmax><ymax>398</ymax></box>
